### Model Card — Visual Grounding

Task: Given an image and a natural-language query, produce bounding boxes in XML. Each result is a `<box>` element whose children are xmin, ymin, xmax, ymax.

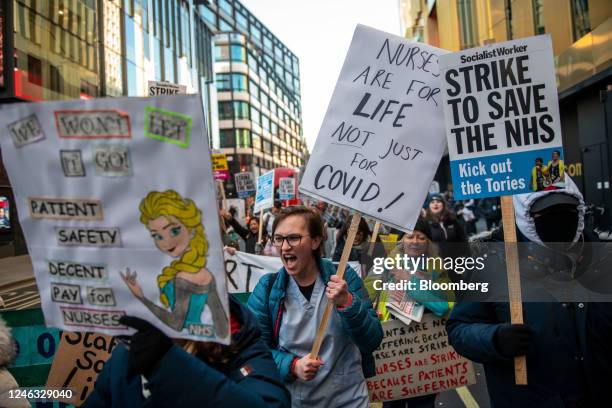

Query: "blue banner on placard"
<box><xmin>451</xmin><ymin>147</ymin><xmax>565</xmax><ymax>199</ymax></box>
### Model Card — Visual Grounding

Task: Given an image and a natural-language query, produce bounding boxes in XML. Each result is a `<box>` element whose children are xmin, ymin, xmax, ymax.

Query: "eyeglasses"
<box><xmin>272</xmin><ymin>234</ymin><xmax>310</xmax><ymax>248</ymax></box>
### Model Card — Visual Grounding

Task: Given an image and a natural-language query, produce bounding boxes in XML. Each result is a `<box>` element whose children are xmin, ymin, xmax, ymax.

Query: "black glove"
<box><xmin>119</xmin><ymin>316</ymin><xmax>173</xmax><ymax>377</ymax></box>
<box><xmin>493</xmin><ymin>323</ymin><xmax>534</xmax><ymax>358</ymax></box>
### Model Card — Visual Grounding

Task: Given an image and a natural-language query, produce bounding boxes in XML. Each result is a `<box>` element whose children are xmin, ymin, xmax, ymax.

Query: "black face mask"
<box><xmin>533</xmin><ymin>204</ymin><xmax>579</xmax><ymax>243</ymax></box>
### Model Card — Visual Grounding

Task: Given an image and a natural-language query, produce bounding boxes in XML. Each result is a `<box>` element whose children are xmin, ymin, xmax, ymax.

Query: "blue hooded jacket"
<box><xmin>247</xmin><ymin>257</ymin><xmax>383</xmax><ymax>382</ymax></box>
<box><xmin>83</xmin><ymin>296</ymin><xmax>290</xmax><ymax>408</ymax></box>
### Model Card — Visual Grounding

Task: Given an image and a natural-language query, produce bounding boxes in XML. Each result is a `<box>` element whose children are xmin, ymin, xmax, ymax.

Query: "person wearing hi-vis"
<box><xmin>247</xmin><ymin>206</ymin><xmax>383</xmax><ymax>407</ymax></box>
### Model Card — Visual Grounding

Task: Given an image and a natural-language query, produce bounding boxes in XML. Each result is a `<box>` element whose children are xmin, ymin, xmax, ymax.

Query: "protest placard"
<box><xmin>299</xmin><ymin>24</ymin><xmax>447</xmax><ymax>233</ymax></box>
<box><xmin>439</xmin><ymin>35</ymin><xmax>563</xmax><ymax>200</ymax></box>
<box><xmin>147</xmin><ymin>80</ymin><xmax>187</xmax><ymax>96</ymax></box>
<box><xmin>224</xmin><ymin>250</ymin><xmax>361</xmax><ymax>294</ymax></box>
<box><xmin>226</xmin><ymin>198</ymin><xmax>246</xmax><ymax>223</ymax></box>
<box><xmin>45</xmin><ymin>331</ymin><xmax>115</xmax><ymax>405</ymax></box>
<box><xmin>0</xmin><ymin>95</ymin><xmax>230</xmax><ymax>343</ymax></box>
<box><xmin>254</xmin><ymin>170</ymin><xmax>275</xmax><ymax>214</ymax></box>
<box><xmin>211</xmin><ymin>153</ymin><xmax>230</xmax><ymax>181</ymax></box>
<box><xmin>278</xmin><ymin>177</ymin><xmax>295</xmax><ymax>200</ymax></box>
<box><xmin>234</xmin><ymin>172</ymin><xmax>256</xmax><ymax>198</ymax></box>
<box><xmin>367</xmin><ymin>316</ymin><xmax>476</xmax><ymax>403</ymax></box>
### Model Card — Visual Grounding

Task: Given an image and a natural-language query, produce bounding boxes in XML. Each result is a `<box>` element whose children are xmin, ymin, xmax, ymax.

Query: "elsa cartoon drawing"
<box><xmin>120</xmin><ymin>190</ymin><xmax>228</xmax><ymax>338</ymax></box>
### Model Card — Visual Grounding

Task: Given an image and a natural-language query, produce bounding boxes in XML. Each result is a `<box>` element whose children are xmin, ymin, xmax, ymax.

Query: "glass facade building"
<box><xmin>197</xmin><ymin>0</ymin><xmax>307</xmax><ymax>196</ymax></box>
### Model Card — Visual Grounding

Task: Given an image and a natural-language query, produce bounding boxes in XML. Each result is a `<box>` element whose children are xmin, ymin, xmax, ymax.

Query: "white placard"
<box><xmin>299</xmin><ymin>24</ymin><xmax>448</xmax><ymax>232</ymax></box>
<box><xmin>0</xmin><ymin>95</ymin><xmax>229</xmax><ymax>344</ymax></box>
<box><xmin>439</xmin><ymin>35</ymin><xmax>564</xmax><ymax>199</ymax></box>
<box><xmin>254</xmin><ymin>170</ymin><xmax>275</xmax><ymax>213</ymax></box>
<box><xmin>148</xmin><ymin>80</ymin><xmax>187</xmax><ymax>96</ymax></box>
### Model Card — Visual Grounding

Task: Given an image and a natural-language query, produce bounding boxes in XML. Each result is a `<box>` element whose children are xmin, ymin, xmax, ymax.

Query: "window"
<box><xmin>236</xmin><ymin>129</ymin><xmax>251</xmax><ymax>148</ymax></box>
<box><xmin>201</xmin><ymin>6</ymin><xmax>216</xmax><ymax>26</ymax></box>
<box><xmin>236</xmin><ymin>11</ymin><xmax>248</xmax><ymax>31</ymax></box>
<box><xmin>218</xmin><ymin>101</ymin><xmax>234</xmax><ymax>120</ymax></box>
<box><xmin>261</xmin><ymin>115</ymin><xmax>270</xmax><ymax>133</ymax></box>
<box><xmin>49</xmin><ymin>64</ymin><xmax>62</xmax><ymax>93</ymax></box>
<box><xmin>27</xmin><ymin>55</ymin><xmax>42</xmax><ymax>86</ymax></box>
<box><xmin>260</xmin><ymin>91</ymin><xmax>269</xmax><ymax>110</ymax></box>
<box><xmin>252</xmin><ymin>133</ymin><xmax>261</xmax><ymax>150</ymax></box>
<box><xmin>250</xmin><ymin>106</ymin><xmax>261</xmax><ymax>124</ymax></box>
<box><xmin>215</xmin><ymin>44</ymin><xmax>230</xmax><ymax>61</ymax></box>
<box><xmin>230</xmin><ymin>45</ymin><xmax>246</xmax><ymax>62</ymax></box>
<box><xmin>218</xmin><ymin>0</ymin><xmax>232</xmax><ymax>16</ymax></box>
<box><xmin>270</xmin><ymin>121</ymin><xmax>278</xmax><ymax>136</ymax></box>
<box><xmin>250</xmin><ymin>23</ymin><xmax>261</xmax><ymax>43</ymax></box>
<box><xmin>263</xmin><ymin>140</ymin><xmax>272</xmax><ymax>154</ymax></box>
<box><xmin>571</xmin><ymin>0</ymin><xmax>590</xmax><ymax>41</ymax></box>
<box><xmin>264</xmin><ymin>35</ymin><xmax>273</xmax><ymax>53</ymax></box>
<box><xmin>216</xmin><ymin>73</ymin><xmax>231</xmax><ymax>91</ymax></box>
<box><xmin>220</xmin><ymin>129</ymin><xmax>236</xmax><ymax>147</ymax></box>
<box><xmin>273</xmin><ymin>144</ymin><xmax>280</xmax><ymax>160</ymax></box>
<box><xmin>231</xmin><ymin>73</ymin><xmax>248</xmax><ymax>91</ymax></box>
<box><xmin>219</xmin><ymin>18</ymin><xmax>232</xmax><ymax>32</ymax></box>
<box><xmin>249</xmin><ymin>80</ymin><xmax>259</xmax><ymax>99</ymax></box>
<box><xmin>247</xmin><ymin>52</ymin><xmax>258</xmax><ymax>72</ymax></box>
<box><xmin>233</xmin><ymin>101</ymin><xmax>249</xmax><ymax>119</ymax></box>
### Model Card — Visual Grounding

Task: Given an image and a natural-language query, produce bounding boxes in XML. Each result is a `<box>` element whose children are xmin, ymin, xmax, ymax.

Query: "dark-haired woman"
<box><xmin>424</xmin><ymin>193</ymin><xmax>469</xmax><ymax>281</ymax></box>
<box><xmin>247</xmin><ymin>206</ymin><xmax>383</xmax><ymax>408</ymax></box>
<box><xmin>83</xmin><ymin>295</ymin><xmax>290</xmax><ymax>407</ymax></box>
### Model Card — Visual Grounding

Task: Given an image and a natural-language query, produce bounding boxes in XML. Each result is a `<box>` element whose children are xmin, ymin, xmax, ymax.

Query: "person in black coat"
<box><xmin>84</xmin><ymin>295</ymin><xmax>290</xmax><ymax>408</ymax></box>
<box><xmin>446</xmin><ymin>178</ymin><xmax>612</xmax><ymax>408</ymax></box>
<box><xmin>424</xmin><ymin>193</ymin><xmax>469</xmax><ymax>282</ymax></box>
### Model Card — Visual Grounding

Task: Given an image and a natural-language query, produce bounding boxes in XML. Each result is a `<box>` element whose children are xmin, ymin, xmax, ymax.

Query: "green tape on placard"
<box><xmin>144</xmin><ymin>106</ymin><xmax>192</xmax><ymax>148</ymax></box>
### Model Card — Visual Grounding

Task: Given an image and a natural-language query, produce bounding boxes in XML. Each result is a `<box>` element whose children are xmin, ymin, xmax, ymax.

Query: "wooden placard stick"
<box><xmin>500</xmin><ymin>195</ymin><xmax>527</xmax><ymax>385</ymax></box>
<box><xmin>311</xmin><ymin>212</ymin><xmax>362</xmax><ymax>358</ymax></box>
<box><xmin>257</xmin><ymin>209</ymin><xmax>264</xmax><ymax>243</ymax></box>
<box><xmin>217</xmin><ymin>180</ymin><xmax>227</xmax><ymax>231</ymax></box>
<box><xmin>368</xmin><ymin>220</ymin><xmax>381</xmax><ymax>256</ymax></box>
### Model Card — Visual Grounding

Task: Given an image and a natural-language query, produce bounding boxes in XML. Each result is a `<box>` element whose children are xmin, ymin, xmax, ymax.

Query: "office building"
<box><xmin>197</xmin><ymin>0</ymin><xmax>307</xmax><ymax>197</ymax></box>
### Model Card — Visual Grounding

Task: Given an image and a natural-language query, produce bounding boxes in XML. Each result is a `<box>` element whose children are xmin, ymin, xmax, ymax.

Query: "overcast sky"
<box><xmin>239</xmin><ymin>0</ymin><xmax>401</xmax><ymax>151</ymax></box>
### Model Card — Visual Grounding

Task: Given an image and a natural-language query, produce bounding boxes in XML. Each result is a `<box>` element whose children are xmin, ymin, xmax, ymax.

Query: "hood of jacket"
<box><xmin>513</xmin><ymin>176</ymin><xmax>585</xmax><ymax>246</ymax></box>
<box><xmin>0</xmin><ymin>317</ymin><xmax>16</xmax><ymax>368</ymax></box>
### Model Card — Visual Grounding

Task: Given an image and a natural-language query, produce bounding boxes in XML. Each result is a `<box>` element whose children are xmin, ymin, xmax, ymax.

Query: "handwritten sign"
<box><xmin>299</xmin><ymin>24</ymin><xmax>447</xmax><ymax>232</ymax></box>
<box><xmin>234</xmin><ymin>172</ymin><xmax>256</xmax><ymax>198</ymax></box>
<box><xmin>439</xmin><ymin>35</ymin><xmax>564</xmax><ymax>199</ymax></box>
<box><xmin>45</xmin><ymin>332</ymin><xmax>115</xmax><ymax>405</ymax></box>
<box><xmin>212</xmin><ymin>153</ymin><xmax>230</xmax><ymax>181</ymax></box>
<box><xmin>254</xmin><ymin>170</ymin><xmax>275</xmax><ymax>213</ymax></box>
<box><xmin>278</xmin><ymin>177</ymin><xmax>295</xmax><ymax>200</ymax></box>
<box><xmin>0</xmin><ymin>96</ymin><xmax>229</xmax><ymax>343</ymax></box>
<box><xmin>368</xmin><ymin>316</ymin><xmax>476</xmax><ymax>402</ymax></box>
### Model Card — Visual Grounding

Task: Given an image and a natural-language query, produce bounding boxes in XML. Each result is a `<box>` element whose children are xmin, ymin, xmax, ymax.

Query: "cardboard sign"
<box><xmin>0</xmin><ymin>96</ymin><xmax>230</xmax><ymax>343</ymax></box>
<box><xmin>147</xmin><ymin>80</ymin><xmax>187</xmax><ymax>96</ymax></box>
<box><xmin>368</xmin><ymin>316</ymin><xmax>476</xmax><ymax>402</ymax></box>
<box><xmin>226</xmin><ymin>198</ymin><xmax>246</xmax><ymax>222</ymax></box>
<box><xmin>254</xmin><ymin>170</ymin><xmax>275</xmax><ymax>213</ymax></box>
<box><xmin>299</xmin><ymin>25</ymin><xmax>448</xmax><ymax>232</ymax></box>
<box><xmin>439</xmin><ymin>35</ymin><xmax>564</xmax><ymax>199</ymax></box>
<box><xmin>211</xmin><ymin>153</ymin><xmax>230</xmax><ymax>181</ymax></box>
<box><xmin>234</xmin><ymin>172</ymin><xmax>256</xmax><ymax>198</ymax></box>
<box><xmin>278</xmin><ymin>177</ymin><xmax>295</xmax><ymax>200</ymax></box>
<box><xmin>225</xmin><ymin>250</ymin><xmax>360</xmax><ymax>294</ymax></box>
<box><xmin>45</xmin><ymin>332</ymin><xmax>116</xmax><ymax>405</ymax></box>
